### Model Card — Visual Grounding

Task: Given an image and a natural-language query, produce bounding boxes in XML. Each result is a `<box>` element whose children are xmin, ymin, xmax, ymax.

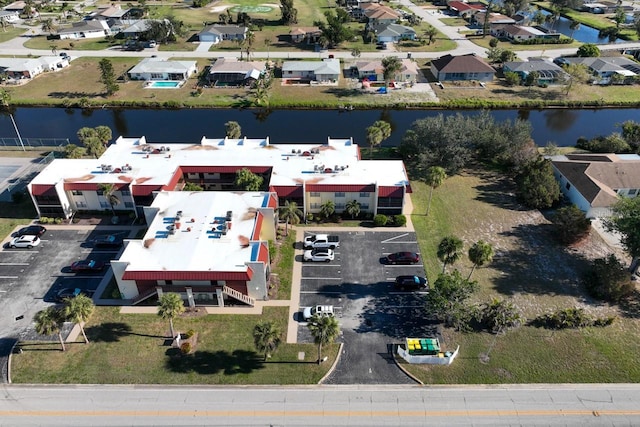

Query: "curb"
<box><xmin>318</xmin><ymin>342</ymin><xmax>344</xmax><ymax>384</ymax></box>
<box><xmin>390</xmin><ymin>344</ymin><xmax>424</xmax><ymax>385</ymax></box>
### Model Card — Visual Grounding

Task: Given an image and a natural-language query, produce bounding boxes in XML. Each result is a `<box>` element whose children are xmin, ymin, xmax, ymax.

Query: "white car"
<box><xmin>303</xmin><ymin>305</ymin><xmax>335</xmax><ymax>320</ymax></box>
<box><xmin>303</xmin><ymin>248</ymin><xmax>334</xmax><ymax>262</ymax></box>
<box><xmin>9</xmin><ymin>235</ymin><xmax>40</xmax><ymax>249</ymax></box>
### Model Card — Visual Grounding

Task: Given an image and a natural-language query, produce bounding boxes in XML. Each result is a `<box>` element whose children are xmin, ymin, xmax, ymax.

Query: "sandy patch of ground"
<box><xmin>209</xmin><ymin>5</ymin><xmax>229</xmax><ymax>12</ymax></box>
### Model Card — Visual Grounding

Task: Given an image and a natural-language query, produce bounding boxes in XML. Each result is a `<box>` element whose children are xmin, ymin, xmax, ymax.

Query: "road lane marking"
<box><xmin>381</xmin><ymin>233</ymin><xmax>409</xmax><ymax>243</ymax></box>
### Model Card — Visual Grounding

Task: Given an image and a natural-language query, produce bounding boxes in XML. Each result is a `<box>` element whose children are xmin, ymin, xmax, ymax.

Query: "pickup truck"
<box><xmin>303</xmin><ymin>233</ymin><xmax>340</xmax><ymax>249</ymax></box>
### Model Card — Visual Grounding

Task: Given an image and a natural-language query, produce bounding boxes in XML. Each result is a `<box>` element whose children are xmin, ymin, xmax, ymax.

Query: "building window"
<box><xmin>99</xmin><ymin>201</ymin><xmax>110</xmax><ymax>208</ymax></box>
<box><xmin>71</xmin><ymin>190</ymin><xmax>83</xmax><ymax>196</ymax></box>
<box><xmin>121</xmin><ymin>190</ymin><xmax>131</xmax><ymax>196</ymax></box>
<box><xmin>359</xmin><ymin>192</ymin><xmax>369</xmax><ymax>197</ymax></box>
<box><xmin>76</xmin><ymin>201</ymin><xmax>87</xmax><ymax>208</ymax></box>
<box><xmin>335</xmin><ymin>203</ymin><xmax>345</xmax><ymax>210</ymax></box>
<box><xmin>335</xmin><ymin>192</ymin><xmax>345</xmax><ymax>197</ymax></box>
<box><xmin>361</xmin><ymin>203</ymin><xmax>369</xmax><ymax>210</ymax></box>
<box><xmin>629</xmin><ymin>189</ymin><xmax>638</xmax><ymax>196</ymax></box>
<box><xmin>310</xmin><ymin>203</ymin><xmax>320</xmax><ymax>209</ymax></box>
<box><xmin>96</xmin><ymin>190</ymin><xmax>104</xmax><ymax>196</ymax></box>
<box><xmin>310</xmin><ymin>192</ymin><xmax>321</xmax><ymax>197</ymax></box>
<box><xmin>565</xmin><ymin>182</ymin><xmax>571</xmax><ymax>190</ymax></box>
<box><xmin>165</xmin><ymin>280</ymin><xmax>173</xmax><ymax>285</ymax></box>
<box><xmin>124</xmin><ymin>202</ymin><xmax>134</xmax><ymax>208</ymax></box>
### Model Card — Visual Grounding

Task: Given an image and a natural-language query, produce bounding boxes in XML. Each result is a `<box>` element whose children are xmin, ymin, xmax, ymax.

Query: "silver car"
<box><xmin>9</xmin><ymin>235</ymin><xmax>40</xmax><ymax>249</ymax></box>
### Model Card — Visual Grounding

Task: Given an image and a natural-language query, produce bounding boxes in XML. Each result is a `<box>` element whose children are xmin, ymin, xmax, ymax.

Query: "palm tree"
<box><xmin>242</xmin><ymin>30</ymin><xmax>255</xmax><ymax>61</ymax></box>
<box><xmin>33</xmin><ymin>307</ymin><xmax>66</xmax><ymax>351</ymax></box>
<box><xmin>307</xmin><ymin>314</ymin><xmax>339</xmax><ymax>364</ymax></box>
<box><xmin>345</xmin><ymin>200</ymin><xmax>361</xmax><ymax>219</ymax></box>
<box><xmin>365</xmin><ymin>120</ymin><xmax>391</xmax><ymax>158</ymax></box>
<box><xmin>319</xmin><ymin>200</ymin><xmax>335</xmax><ymax>220</ymax></box>
<box><xmin>63</xmin><ymin>294</ymin><xmax>95</xmax><ymax>344</ymax></box>
<box><xmin>382</xmin><ymin>56</ymin><xmax>402</xmax><ymax>90</ymax></box>
<box><xmin>97</xmin><ymin>183</ymin><xmax>121</xmax><ymax>218</ymax></box>
<box><xmin>424</xmin><ymin>166</ymin><xmax>447</xmax><ymax>216</ymax></box>
<box><xmin>253</xmin><ymin>321</ymin><xmax>282</xmax><ymax>361</ymax></box>
<box><xmin>279</xmin><ymin>200</ymin><xmax>303</xmax><ymax>236</ymax></box>
<box><xmin>569</xmin><ymin>20</ymin><xmax>580</xmax><ymax>39</ymax></box>
<box><xmin>467</xmin><ymin>240</ymin><xmax>495</xmax><ymax>279</ymax></box>
<box><xmin>424</xmin><ymin>25</ymin><xmax>437</xmax><ymax>45</ymax></box>
<box><xmin>157</xmin><ymin>292</ymin><xmax>185</xmax><ymax>339</ymax></box>
<box><xmin>225</xmin><ymin>121</ymin><xmax>242</xmax><ymax>139</ymax></box>
<box><xmin>437</xmin><ymin>236</ymin><xmax>463</xmax><ymax>274</ymax></box>
<box><xmin>41</xmin><ymin>18</ymin><xmax>55</xmax><ymax>34</ymax></box>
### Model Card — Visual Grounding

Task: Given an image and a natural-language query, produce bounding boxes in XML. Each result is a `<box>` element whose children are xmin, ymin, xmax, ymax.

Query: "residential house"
<box><xmin>563</xmin><ymin>56</ymin><xmax>640</xmax><ymax>84</ymax></box>
<box><xmin>497</xmin><ymin>24</ymin><xmax>560</xmax><ymax>42</ymax></box>
<box><xmin>430</xmin><ymin>53</ymin><xmax>495</xmax><ymax>81</ymax></box>
<box><xmin>446</xmin><ymin>1</ymin><xmax>485</xmax><ymax>18</ymax></box>
<box><xmin>92</xmin><ymin>4</ymin><xmax>131</xmax><ymax>20</ymax></box>
<box><xmin>0</xmin><ymin>58</ymin><xmax>43</xmax><ymax>79</ymax></box>
<box><xmin>2</xmin><ymin>1</ymin><xmax>26</xmax><ymax>12</ymax></box>
<box><xmin>503</xmin><ymin>58</ymin><xmax>567</xmax><ymax>84</ymax></box>
<box><xmin>56</xmin><ymin>20</ymin><xmax>111</xmax><ymax>40</ymax></box>
<box><xmin>112</xmin><ymin>190</ymin><xmax>277</xmax><ymax>307</ymax></box>
<box><xmin>353</xmin><ymin>58</ymin><xmax>419</xmax><ymax>83</ymax></box>
<box><xmin>289</xmin><ymin>26</ymin><xmax>321</xmax><ymax>44</ymax></box>
<box><xmin>208</xmin><ymin>57</ymin><xmax>266</xmax><ymax>86</ymax></box>
<box><xmin>552</xmin><ymin>153</ymin><xmax>640</xmax><ymax>218</ymax></box>
<box><xmin>127</xmin><ymin>57</ymin><xmax>197</xmax><ymax>81</ymax></box>
<box><xmin>198</xmin><ymin>25</ymin><xmax>247</xmax><ymax>44</ymax></box>
<box><xmin>471</xmin><ymin>12</ymin><xmax>516</xmax><ymax>34</ymax></box>
<box><xmin>369</xmin><ymin>23</ymin><xmax>416</xmax><ymax>43</ymax></box>
<box><xmin>0</xmin><ymin>10</ymin><xmax>20</xmax><ymax>23</ymax></box>
<box><xmin>119</xmin><ymin>19</ymin><xmax>153</xmax><ymax>39</ymax></box>
<box><xmin>281</xmin><ymin>58</ymin><xmax>341</xmax><ymax>83</ymax></box>
<box><xmin>364</xmin><ymin>4</ymin><xmax>401</xmax><ymax>26</ymax></box>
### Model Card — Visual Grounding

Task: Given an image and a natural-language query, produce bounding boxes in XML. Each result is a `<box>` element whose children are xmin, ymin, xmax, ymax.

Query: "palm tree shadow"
<box><xmin>85</xmin><ymin>322</ymin><xmax>132</xmax><ymax>343</ymax></box>
<box><xmin>165</xmin><ymin>349</ymin><xmax>264</xmax><ymax>375</ymax></box>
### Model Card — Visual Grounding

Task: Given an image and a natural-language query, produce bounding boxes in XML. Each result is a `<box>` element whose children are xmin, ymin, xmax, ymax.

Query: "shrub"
<box><xmin>489</xmin><ymin>38</ymin><xmax>498</xmax><ymax>48</ymax></box>
<box><xmin>530</xmin><ymin>307</ymin><xmax>616</xmax><ymax>329</ymax></box>
<box><xmin>180</xmin><ymin>342</ymin><xmax>192</xmax><ymax>354</ymax></box>
<box><xmin>393</xmin><ymin>214</ymin><xmax>407</xmax><ymax>227</ymax></box>
<box><xmin>373</xmin><ymin>214</ymin><xmax>387</xmax><ymax>227</ymax></box>
<box><xmin>477</xmin><ymin>298</ymin><xmax>523</xmax><ymax>333</ymax></box>
<box><xmin>185</xmin><ymin>329</ymin><xmax>196</xmax><ymax>338</ymax></box>
<box><xmin>551</xmin><ymin>204</ymin><xmax>591</xmax><ymax>244</ymax></box>
<box><xmin>583</xmin><ymin>254</ymin><xmax>634</xmax><ymax>302</ymax></box>
<box><xmin>54</xmin><ymin>217</ymin><xmax>63</xmax><ymax>224</ymax></box>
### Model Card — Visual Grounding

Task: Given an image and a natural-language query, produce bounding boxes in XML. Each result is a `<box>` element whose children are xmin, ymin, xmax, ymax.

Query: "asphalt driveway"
<box><xmin>297</xmin><ymin>230</ymin><xmax>436</xmax><ymax>384</ymax></box>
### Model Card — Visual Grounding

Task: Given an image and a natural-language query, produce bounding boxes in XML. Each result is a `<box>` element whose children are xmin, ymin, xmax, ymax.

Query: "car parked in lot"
<box><xmin>70</xmin><ymin>259</ymin><xmax>105</xmax><ymax>272</ymax></box>
<box><xmin>94</xmin><ymin>234</ymin><xmax>123</xmax><ymax>248</ymax></box>
<box><xmin>53</xmin><ymin>287</ymin><xmax>94</xmax><ymax>303</ymax></box>
<box><xmin>394</xmin><ymin>275</ymin><xmax>428</xmax><ymax>291</ymax></box>
<box><xmin>9</xmin><ymin>235</ymin><xmax>40</xmax><ymax>249</ymax></box>
<box><xmin>15</xmin><ymin>225</ymin><xmax>46</xmax><ymax>237</ymax></box>
<box><xmin>384</xmin><ymin>251</ymin><xmax>419</xmax><ymax>265</ymax></box>
<box><xmin>303</xmin><ymin>248</ymin><xmax>335</xmax><ymax>262</ymax></box>
<box><xmin>303</xmin><ymin>305</ymin><xmax>335</xmax><ymax>320</ymax></box>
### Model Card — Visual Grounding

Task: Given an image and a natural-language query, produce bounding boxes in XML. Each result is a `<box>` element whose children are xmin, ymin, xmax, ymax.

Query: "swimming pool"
<box><xmin>147</xmin><ymin>81</ymin><xmax>182</xmax><ymax>88</ymax></box>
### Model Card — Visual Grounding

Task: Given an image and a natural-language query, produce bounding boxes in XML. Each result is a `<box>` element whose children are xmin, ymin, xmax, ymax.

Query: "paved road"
<box><xmin>1</xmin><ymin>384</ymin><xmax>640</xmax><ymax>425</ymax></box>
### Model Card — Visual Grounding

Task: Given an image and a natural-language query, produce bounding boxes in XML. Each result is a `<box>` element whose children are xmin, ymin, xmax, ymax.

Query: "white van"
<box><xmin>303</xmin><ymin>305</ymin><xmax>334</xmax><ymax>320</ymax></box>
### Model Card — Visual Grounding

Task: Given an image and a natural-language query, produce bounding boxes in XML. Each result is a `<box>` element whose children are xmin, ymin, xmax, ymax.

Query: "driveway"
<box><xmin>297</xmin><ymin>230</ymin><xmax>434</xmax><ymax>384</ymax></box>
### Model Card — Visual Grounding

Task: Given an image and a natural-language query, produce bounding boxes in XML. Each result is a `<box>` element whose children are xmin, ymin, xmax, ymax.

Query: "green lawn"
<box><xmin>12</xmin><ymin>306</ymin><xmax>339</xmax><ymax>384</ymax></box>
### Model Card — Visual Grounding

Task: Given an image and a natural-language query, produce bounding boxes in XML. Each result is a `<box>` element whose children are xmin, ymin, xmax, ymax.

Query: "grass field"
<box><xmin>11</xmin><ymin>306</ymin><xmax>339</xmax><ymax>384</ymax></box>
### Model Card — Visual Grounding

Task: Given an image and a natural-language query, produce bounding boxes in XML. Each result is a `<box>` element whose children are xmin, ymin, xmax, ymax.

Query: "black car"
<box><xmin>53</xmin><ymin>288</ymin><xmax>94</xmax><ymax>303</ymax></box>
<box><xmin>395</xmin><ymin>275</ymin><xmax>428</xmax><ymax>291</ymax></box>
<box><xmin>16</xmin><ymin>225</ymin><xmax>46</xmax><ymax>237</ymax></box>
<box><xmin>94</xmin><ymin>234</ymin><xmax>123</xmax><ymax>248</ymax></box>
<box><xmin>384</xmin><ymin>251</ymin><xmax>420</xmax><ymax>265</ymax></box>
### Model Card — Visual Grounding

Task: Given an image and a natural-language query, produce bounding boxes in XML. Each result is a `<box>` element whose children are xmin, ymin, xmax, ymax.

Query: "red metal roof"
<box><xmin>131</xmin><ymin>185</ymin><xmax>162</xmax><ymax>196</ymax></box>
<box><xmin>267</xmin><ymin>193</ymin><xmax>278</xmax><ymax>209</ymax></box>
<box><xmin>251</xmin><ymin>212</ymin><xmax>264</xmax><ymax>240</ymax></box>
<box><xmin>306</xmin><ymin>184</ymin><xmax>376</xmax><ymax>192</ymax></box>
<box><xmin>270</xmin><ymin>185</ymin><xmax>303</xmax><ymax>198</ymax></box>
<box><xmin>163</xmin><ymin>167</ymin><xmax>183</xmax><ymax>191</ymax></box>
<box><xmin>257</xmin><ymin>242</ymin><xmax>269</xmax><ymax>263</ymax></box>
<box><xmin>180</xmin><ymin>166</ymin><xmax>272</xmax><ymax>174</ymax></box>
<box><xmin>378</xmin><ymin>186</ymin><xmax>404</xmax><ymax>197</ymax></box>
<box><xmin>30</xmin><ymin>184</ymin><xmax>57</xmax><ymax>196</ymax></box>
<box><xmin>122</xmin><ymin>269</ymin><xmax>253</xmax><ymax>281</ymax></box>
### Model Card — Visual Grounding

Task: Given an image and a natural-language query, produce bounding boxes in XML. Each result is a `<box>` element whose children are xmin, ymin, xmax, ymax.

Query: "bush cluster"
<box><xmin>39</xmin><ymin>217</ymin><xmax>64</xmax><ymax>224</ymax></box>
<box><xmin>514</xmin><ymin>38</ymin><xmax>573</xmax><ymax>45</ymax></box>
<box><xmin>530</xmin><ymin>307</ymin><xmax>615</xmax><ymax>329</ymax></box>
<box><xmin>583</xmin><ymin>254</ymin><xmax>634</xmax><ymax>302</ymax></box>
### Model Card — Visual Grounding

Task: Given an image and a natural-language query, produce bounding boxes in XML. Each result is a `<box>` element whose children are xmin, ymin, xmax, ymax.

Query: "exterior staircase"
<box><xmin>222</xmin><ymin>285</ymin><xmax>255</xmax><ymax>306</ymax></box>
<box><xmin>131</xmin><ymin>287</ymin><xmax>158</xmax><ymax>305</ymax></box>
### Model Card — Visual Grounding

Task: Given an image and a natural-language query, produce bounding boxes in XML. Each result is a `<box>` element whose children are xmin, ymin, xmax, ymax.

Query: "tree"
<box><xmin>424</xmin><ymin>166</ymin><xmax>446</xmax><ymax>216</ymax></box>
<box><xmin>366</xmin><ymin>120</ymin><xmax>391</xmax><ymax>158</ymax></box>
<box><xmin>550</xmin><ymin>0</ymin><xmax>581</xmax><ymax>10</ymax></box>
<box><xmin>486</xmin><ymin>47</ymin><xmax>504</xmax><ymax>64</ymax></box>
<box><xmin>569</xmin><ymin>20</ymin><xmax>580</xmax><ymax>38</ymax></box>
<box><xmin>253</xmin><ymin>321</ymin><xmax>282</xmax><ymax>361</ymax></box>
<box><xmin>314</xmin><ymin>10</ymin><xmax>353</xmax><ymax>48</ymax></box>
<box><xmin>551</xmin><ymin>204</ymin><xmax>591</xmax><ymax>244</ymax></box>
<box><xmin>381</xmin><ymin>56</ymin><xmax>401</xmax><ymax>89</ymax></box>
<box><xmin>225</xmin><ymin>121</ymin><xmax>242</xmax><ymax>139</ymax></box>
<box><xmin>157</xmin><ymin>292</ymin><xmax>185</xmax><ymax>339</ymax></box>
<box><xmin>562</xmin><ymin>63</ymin><xmax>591</xmax><ymax>95</ymax></box>
<box><xmin>524</xmin><ymin>70</ymin><xmax>539</xmax><ymax>89</ymax></box>
<box><xmin>235</xmin><ymin>167</ymin><xmax>264</xmax><ymax>191</ymax></box>
<box><xmin>183</xmin><ymin>182</ymin><xmax>203</xmax><ymax>191</ymax></box>
<box><xmin>468</xmin><ymin>240</ymin><xmax>494</xmax><ymax>279</ymax></box>
<box><xmin>478</xmin><ymin>298</ymin><xmax>523</xmax><ymax>334</ymax></box>
<box><xmin>98</xmin><ymin>58</ymin><xmax>119</xmax><ymax>96</ymax></box>
<box><xmin>604</xmin><ymin>196</ymin><xmax>640</xmax><ymax>260</ymax></box>
<box><xmin>63</xmin><ymin>294</ymin><xmax>95</xmax><ymax>344</ymax></box>
<box><xmin>504</xmin><ymin>71</ymin><xmax>521</xmax><ymax>86</ymax></box>
<box><xmin>515</xmin><ymin>156</ymin><xmax>560</xmax><ymax>209</ymax></box>
<box><xmin>350</xmin><ymin>48</ymin><xmax>361</xmax><ymax>58</ymax></box>
<box><xmin>242</xmin><ymin>30</ymin><xmax>255</xmax><ymax>61</ymax></box>
<box><xmin>279</xmin><ymin>200</ymin><xmax>303</xmax><ymax>235</ymax></box>
<box><xmin>482</xmin><ymin>0</ymin><xmax>495</xmax><ymax>38</ymax></box>
<box><xmin>307</xmin><ymin>314</ymin><xmax>339</xmax><ymax>364</ymax></box>
<box><xmin>437</xmin><ymin>236</ymin><xmax>463</xmax><ymax>274</ymax></box>
<box><xmin>320</xmin><ymin>200</ymin><xmax>335</xmax><ymax>220</ymax></box>
<box><xmin>533</xmin><ymin>10</ymin><xmax>545</xmax><ymax>26</ymax></box>
<box><xmin>97</xmin><ymin>183</ymin><xmax>121</xmax><ymax>217</ymax></box>
<box><xmin>621</xmin><ymin>120</ymin><xmax>640</xmax><ymax>152</ymax></box>
<box><xmin>65</xmin><ymin>144</ymin><xmax>87</xmax><ymax>159</ymax></box>
<box><xmin>583</xmin><ymin>254</ymin><xmax>634</xmax><ymax>302</ymax></box>
<box><xmin>345</xmin><ymin>199</ymin><xmax>361</xmax><ymax>219</ymax></box>
<box><xmin>41</xmin><ymin>18</ymin><xmax>56</xmax><ymax>33</ymax></box>
<box><xmin>500</xmin><ymin>49</ymin><xmax>517</xmax><ymax>63</ymax></box>
<box><xmin>426</xmin><ymin>270</ymin><xmax>478</xmax><ymax>330</ymax></box>
<box><xmin>613</xmin><ymin>7</ymin><xmax>626</xmax><ymax>28</ymax></box>
<box><xmin>143</xmin><ymin>17</ymin><xmax>184</xmax><ymax>44</ymax></box>
<box><xmin>280</xmin><ymin>0</ymin><xmax>297</xmax><ymax>25</ymax></box>
<box><xmin>577</xmin><ymin>43</ymin><xmax>600</xmax><ymax>58</ymax></box>
<box><xmin>77</xmin><ymin>126</ymin><xmax>112</xmax><ymax>158</ymax></box>
<box><xmin>424</xmin><ymin>25</ymin><xmax>437</xmax><ymax>45</ymax></box>
<box><xmin>33</xmin><ymin>307</ymin><xmax>66</xmax><ymax>351</ymax></box>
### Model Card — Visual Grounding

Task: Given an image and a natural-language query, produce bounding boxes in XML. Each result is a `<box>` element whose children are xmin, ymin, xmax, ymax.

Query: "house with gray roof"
<box><xmin>564</xmin><ymin>56</ymin><xmax>640</xmax><ymax>84</ymax></box>
<box><xmin>127</xmin><ymin>57</ymin><xmax>197</xmax><ymax>82</ymax></box>
<box><xmin>198</xmin><ymin>25</ymin><xmax>247</xmax><ymax>44</ymax></box>
<box><xmin>369</xmin><ymin>23</ymin><xmax>416</xmax><ymax>43</ymax></box>
<box><xmin>552</xmin><ymin>153</ymin><xmax>640</xmax><ymax>218</ymax></box>
<box><xmin>281</xmin><ymin>59</ymin><xmax>341</xmax><ymax>83</ymax></box>
<box><xmin>353</xmin><ymin>58</ymin><xmax>419</xmax><ymax>82</ymax></box>
<box><xmin>503</xmin><ymin>58</ymin><xmax>567</xmax><ymax>84</ymax></box>
<box><xmin>208</xmin><ymin>57</ymin><xmax>266</xmax><ymax>86</ymax></box>
<box><xmin>119</xmin><ymin>19</ymin><xmax>153</xmax><ymax>38</ymax></box>
<box><xmin>430</xmin><ymin>54</ymin><xmax>495</xmax><ymax>81</ymax></box>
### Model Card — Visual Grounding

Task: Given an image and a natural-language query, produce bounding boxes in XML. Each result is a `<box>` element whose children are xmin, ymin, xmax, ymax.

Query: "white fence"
<box><xmin>397</xmin><ymin>345</ymin><xmax>460</xmax><ymax>365</ymax></box>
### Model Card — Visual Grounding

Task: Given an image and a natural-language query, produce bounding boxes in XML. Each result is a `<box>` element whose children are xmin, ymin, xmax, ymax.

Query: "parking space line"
<box><xmin>381</xmin><ymin>233</ymin><xmax>409</xmax><ymax>243</ymax></box>
<box><xmin>385</xmin><ymin>264</ymin><xmax>424</xmax><ymax>268</ymax></box>
<box><xmin>0</xmin><ymin>263</ymin><xmax>29</xmax><ymax>266</ymax></box>
<box><xmin>50</xmin><ymin>275</ymin><xmax>102</xmax><ymax>279</ymax></box>
<box><xmin>0</xmin><ymin>276</ymin><xmax>19</xmax><ymax>279</ymax></box>
<box><xmin>300</xmin><ymin>291</ymin><xmax>343</xmax><ymax>294</ymax></box>
<box><xmin>81</xmin><ymin>250</ymin><xmax>119</xmax><ymax>254</ymax></box>
<box><xmin>383</xmin><ymin>241</ymin><xmax>418</xmax><ymax>244</ymax></box>
<box><xmin>389</xmin><ymin>292</ymin><xmax>429</xmax><ymax>295</ymax></box>
<box><xmin>381</xmin><ymin>305</ymin><xmax>425</xmax><ymax>308</ymax></box>
<box><xmin>302</xmin><ymin>264</ymin><xmax>341</xmax><ymax>267</ymax></box>
<box><xmin>301</xmin><ymin>277</ymin><xmax>342</xmax><ymax>280</ymax></box>
<box><xmin>2</xmin><ymin>250</ymin><xmax>39</xmax><ymax>253</ymax></box>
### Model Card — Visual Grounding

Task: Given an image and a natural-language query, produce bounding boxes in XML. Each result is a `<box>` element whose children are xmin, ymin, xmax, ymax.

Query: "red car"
<box><xmin>70</xmin><ymin>259</ymin><xmax>105</xmax><ymax>272</ymax></box>
<box><xmin>385</xmin><ymin>251</ymin><xmax>420</xmax><ymax>265</ymax></box>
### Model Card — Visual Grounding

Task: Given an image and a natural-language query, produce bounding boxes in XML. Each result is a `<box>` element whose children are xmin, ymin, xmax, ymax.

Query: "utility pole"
<box><xmin>10</xmin><ymin>113</ymin><xmax>25</xmax><ymax>151</ymax></box>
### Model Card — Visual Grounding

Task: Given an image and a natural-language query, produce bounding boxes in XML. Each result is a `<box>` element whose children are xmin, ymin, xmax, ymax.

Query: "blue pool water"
<box><xmin>150</xmin><ymin>81</ymin><xmax>181</xmax><ymax>88</ymax></box>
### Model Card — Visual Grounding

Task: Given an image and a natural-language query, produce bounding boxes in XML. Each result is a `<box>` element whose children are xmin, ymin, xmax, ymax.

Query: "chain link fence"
<box><xmin>0</xmin><ymin>138</ymin><xmax>71</xmax><ymax>148</ymax></box>
<box><xmin>0</xmin><ymin>151</ymin><xmax>57</xmax><ymax>202</ymax></box>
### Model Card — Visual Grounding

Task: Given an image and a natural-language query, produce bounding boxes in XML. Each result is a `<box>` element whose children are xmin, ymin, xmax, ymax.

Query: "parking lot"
<box><xmin>297</xmin><ymin>230</ymin><xmax>438</xmax><ymax>384</ymax></box>
<box><xmin>0</xmin><ymin>227</ymin><xmax>130</xmax><ymax>340</ymax></box>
